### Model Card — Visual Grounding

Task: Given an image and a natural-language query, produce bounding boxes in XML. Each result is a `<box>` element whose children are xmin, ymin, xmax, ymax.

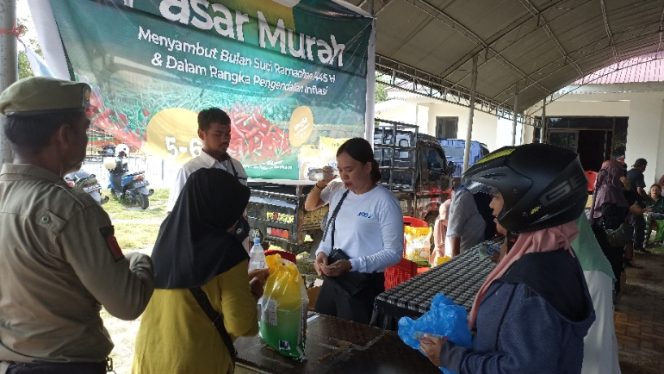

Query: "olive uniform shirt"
<box><xmin>0</xmin><ymin>164</ymin><xmax>154</xmax><ymax>363</ymax></box>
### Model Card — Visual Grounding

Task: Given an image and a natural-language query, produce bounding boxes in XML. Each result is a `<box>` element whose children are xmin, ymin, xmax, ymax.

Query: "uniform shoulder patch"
<box><xmin>100</xmin><ymin>226</ymin><xmax>124</xmax><ymax>261</ymax></box>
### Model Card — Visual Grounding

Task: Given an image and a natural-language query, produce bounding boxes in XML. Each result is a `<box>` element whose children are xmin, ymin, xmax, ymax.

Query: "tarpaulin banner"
<box><xmin>47</xmin><ymin>0</ymin><xmax>373</xmax><ymax>179</ymax></box>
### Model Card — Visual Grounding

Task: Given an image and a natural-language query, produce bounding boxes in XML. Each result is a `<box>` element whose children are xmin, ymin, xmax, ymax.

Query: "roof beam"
<box><xmin>358</xmin><ymin>0</ymin><xmax>395</xmax><ymax>15</ymax></box>
<box><xmin>599</xmin><ymin>0</ymin><xmax>619</xmax><ymax>65</ymax></box>
<box><xmin>406</xmin><ymin>0</ymin><xmax>552</xmax><ymax>94</ymax></box>
<box><xmin>518</xmin><ymin>0</ymin><xmax>584</xmax><ymax>76</ymax></box>
<box><xmin>494</xmin><ymin>32</ymin><xmax>657</xmax><ymax>108</ymax></box>
<box><xmin>375</xmin><ymin>54</ymin><xmax>527</xmax><ymax>123</ymax></box>
<box><xmin>657</xmin><ymin>3</ymin><xmax>664</xmax><ymax>53</ymax></box>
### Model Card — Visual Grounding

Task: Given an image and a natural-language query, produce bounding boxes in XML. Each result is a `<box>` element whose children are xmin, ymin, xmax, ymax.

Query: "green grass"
<box><xmin>101</xmin><ymin>188</ymin><xmax>169</xmax><ymax>251</ymax></box>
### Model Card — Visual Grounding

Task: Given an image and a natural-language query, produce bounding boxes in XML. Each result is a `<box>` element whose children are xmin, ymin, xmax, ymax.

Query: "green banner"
<box><xmin>49</xmin><ymin>0</ymin><xmax>372</xmax><ymax>179</ymax></box>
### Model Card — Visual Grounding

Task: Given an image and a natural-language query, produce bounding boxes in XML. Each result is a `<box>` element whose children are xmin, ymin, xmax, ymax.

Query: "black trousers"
<box><xmin>629</xmin><ymin>214</ymin><xmax>646</xmax><ymax>249</ymax></box>
<box><xmin>5</xmin><ymin>361</ymin><xmax>106</xmax><ymax>374</ymax></box>
<box><xmin>591</xmin><ymin>223</ymin><xmax>624</xmax><ymax>293</ymax></box>
<box><xmin>315</xmin><ymin>272</ymin><xmax>385</xmax><ymax>324</ymax></box>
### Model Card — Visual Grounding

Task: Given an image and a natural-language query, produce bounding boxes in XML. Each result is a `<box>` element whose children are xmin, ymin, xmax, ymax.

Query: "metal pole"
<box><xmin>462</xmin><ymin>54</ymin><xmax>477</xmax><ymax>174</ymax></box>
<box><xmin>540</xmin><ymin>97</ymin><xmax>547</xmax><ymax>143</ymax></box>
<box><xmin>0</xmin><ymin>0</ymin><xmax>17</xmax><ymax>164</ymax></box>
<box><xmin>512</xmin><ymin>83</ymin><xmax>518</xmax><ymax>145</ymax></box>
<box><xmin>365</xmin><ymin>0</ymin><xmax>376</xmax><ymax>143</ymax></box>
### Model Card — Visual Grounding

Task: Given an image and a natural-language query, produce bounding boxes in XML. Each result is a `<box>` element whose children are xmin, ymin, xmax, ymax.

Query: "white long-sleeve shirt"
<box><xmin>316</xmin><ymin>183</ymin><xmax>404</xmax><ymax>273</ymax></box>
<box><xmin>167</xmin><ymin>151</ymin><xmax>246</xmax><ymax>211</ymax></box>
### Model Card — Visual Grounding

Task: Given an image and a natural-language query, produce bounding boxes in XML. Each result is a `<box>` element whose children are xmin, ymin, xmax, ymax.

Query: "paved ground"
<box><xmin>615</xmin><ymin>249</ymin><xmax>664</xmax><ymax>374</ymax></box>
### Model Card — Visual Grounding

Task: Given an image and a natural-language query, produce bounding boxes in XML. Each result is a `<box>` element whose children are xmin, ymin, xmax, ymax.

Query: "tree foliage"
<box><xmin>375</xmin><ymin>81</ymin><xmax>389</xmax><ymax>102</ymax></box>
<box><xmin>18</xmin><ymin>51</ymin><xmax>34</xmax><ymax>79</ymax></box>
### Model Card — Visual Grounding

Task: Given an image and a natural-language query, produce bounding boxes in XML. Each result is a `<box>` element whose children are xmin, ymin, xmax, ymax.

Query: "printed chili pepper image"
<box><xmin>228</xmin><ymin>107</ymin><xmax>292</xmax><ymax>164</ymax></box>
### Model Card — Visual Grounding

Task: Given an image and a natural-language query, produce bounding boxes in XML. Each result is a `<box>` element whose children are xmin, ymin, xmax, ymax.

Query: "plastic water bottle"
<box><xmin>248</xmin><ymin>237</ymin><xmax>266</xmax><ymax>271</ymax></box>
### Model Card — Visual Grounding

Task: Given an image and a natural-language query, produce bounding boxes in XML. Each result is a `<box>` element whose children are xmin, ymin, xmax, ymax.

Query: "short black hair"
<box><xmin>197</xmin><ymin>107</ymin><xmax>230</xmax><ymax>131</ymax></box>
<box><xmin>4</xmin><ymin>110</ymin><xmax>84</xmax><ymax>154</ymax></box>
<box><xmin>634</xmin><ymin>158</ymin><xmax>647</xmax><ymax>167</ymax></box>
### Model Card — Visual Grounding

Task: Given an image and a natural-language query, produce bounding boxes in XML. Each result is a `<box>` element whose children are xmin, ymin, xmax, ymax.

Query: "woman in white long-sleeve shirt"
<box><xmin>311</xmin><ymin>137</ymin><xmax>404</xmax><ymax>324</ymax></box>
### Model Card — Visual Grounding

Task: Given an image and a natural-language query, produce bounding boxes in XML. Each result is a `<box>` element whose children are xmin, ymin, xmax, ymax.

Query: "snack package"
<box><xmin>258</xmin><ymin>254</ymin><xmax>308</xmax><ymax>361</ymax></box>
<box><xmin>404</xmin><ymin>225</ymin><xmax>432</xmax><ymax>266</ymax></box>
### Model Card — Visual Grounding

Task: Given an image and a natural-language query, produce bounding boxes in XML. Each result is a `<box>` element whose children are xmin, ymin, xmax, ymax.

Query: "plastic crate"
<box><xmin>384</xmin><ymin>216</ymin><xmax>429</xmax><ymax>290</ymax></box>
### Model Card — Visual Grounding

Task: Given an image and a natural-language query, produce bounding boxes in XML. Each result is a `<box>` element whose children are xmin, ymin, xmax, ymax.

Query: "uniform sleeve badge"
<box><xmin>100</xmin><ymin>226</ymin><xmax>124</xmax><ymax>261</ymax></box>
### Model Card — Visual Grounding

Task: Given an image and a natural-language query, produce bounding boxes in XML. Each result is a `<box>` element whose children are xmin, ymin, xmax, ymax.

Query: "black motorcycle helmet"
<box><xmin>462</xmin><ymin>143</ymin><xmax>587</xmax><ymax>234</ymax></box>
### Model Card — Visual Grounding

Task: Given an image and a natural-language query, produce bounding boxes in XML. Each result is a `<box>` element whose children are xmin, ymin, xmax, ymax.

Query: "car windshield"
<box><xmin>444</xmin><ymin>146</ymin><xmax>465</xmax><ymax>158</ymax></box>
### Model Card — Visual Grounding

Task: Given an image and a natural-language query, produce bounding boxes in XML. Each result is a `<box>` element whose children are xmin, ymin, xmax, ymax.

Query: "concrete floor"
<box><xmin>614</xmin><ymin>248</ymin><xmax>664</xmax><ymax>374</ymax></box>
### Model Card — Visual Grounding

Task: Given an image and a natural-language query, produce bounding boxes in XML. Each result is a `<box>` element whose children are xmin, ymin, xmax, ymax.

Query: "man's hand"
<box><xmin>314</xmin><ymin>252</ymin><xmax>328</xmax><ymax>276</ymax></box>
<box><xmin>125</xmin><ymin>252</ymin><xmax>153</xmax><ymax>275</ymax></box>
<box><xmin>419</xmin><ymin>334</ymin><xmax>446</xmax><ymax>367</ymax></box>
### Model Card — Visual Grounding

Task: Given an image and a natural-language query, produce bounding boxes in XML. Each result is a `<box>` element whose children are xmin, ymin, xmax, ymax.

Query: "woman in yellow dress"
<box><xmin>132</xmin><ymin>168</ymin><xmax>267</xmax><ymax>374</ymax></box>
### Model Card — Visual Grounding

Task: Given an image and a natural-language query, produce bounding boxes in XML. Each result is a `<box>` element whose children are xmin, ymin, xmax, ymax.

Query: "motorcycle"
<box><xmin>103</xmin><ymin>156</ymin><xmax>154</xmax><ymax>210</ymax></box>
<box><xmin>64</xmin><ymin>170</ymin><xmax>109</xmax><ymax>205</ymax></box>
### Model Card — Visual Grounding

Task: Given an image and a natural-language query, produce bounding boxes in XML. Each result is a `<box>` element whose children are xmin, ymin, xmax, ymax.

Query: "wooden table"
<box><xmin>234</xmin><ymin>313</ymin><xmax>439</xmax><ymax>373</ymax></box>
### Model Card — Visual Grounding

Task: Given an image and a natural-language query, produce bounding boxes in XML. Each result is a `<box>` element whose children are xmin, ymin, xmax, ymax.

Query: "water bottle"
<box><xmin>248</xmin><ymin>237</ymin><xmax>266</xmax><ymax>271</ymax></box>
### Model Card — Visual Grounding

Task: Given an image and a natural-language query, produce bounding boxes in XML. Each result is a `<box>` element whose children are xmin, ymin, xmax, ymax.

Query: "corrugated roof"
<box><xmin>348</xmin><ymin>0</ymin><xmax>664</xmax><ymax>116</ymax></box>
<box><xmin>574</xmin><ymin>54</ymin><xmax>664</xmax><ymax>84</ymax></box>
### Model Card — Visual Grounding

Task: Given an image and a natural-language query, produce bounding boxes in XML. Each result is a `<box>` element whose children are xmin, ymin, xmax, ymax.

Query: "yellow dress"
<box><xmin>132</xmin><ymin>260</ymin><xmax>258</xmax><ymax>374</ymax></box>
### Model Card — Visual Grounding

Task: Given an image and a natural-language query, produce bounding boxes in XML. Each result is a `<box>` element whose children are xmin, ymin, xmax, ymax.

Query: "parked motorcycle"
<box><xmin>103</xmin><ymin>144</ymin><xmax>153</xmax><ymax>210</ymax></box>
<box><xmin>64</xmin><ymin>170</ymin><xmax>109</xmax><ymax>205</ymax></box>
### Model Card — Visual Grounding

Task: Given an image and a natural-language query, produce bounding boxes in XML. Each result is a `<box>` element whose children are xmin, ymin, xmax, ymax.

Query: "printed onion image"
<box><xmin>288</xmin><ymin>106</ymin><xmax>314</xmax><ymax>147</ymax></box>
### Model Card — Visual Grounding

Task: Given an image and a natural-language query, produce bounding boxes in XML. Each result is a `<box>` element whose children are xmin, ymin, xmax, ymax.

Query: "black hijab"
<box><xmin>152</xmin><ymin>168</ymin><xmax>250</xmax><ymax>289</ymax></box>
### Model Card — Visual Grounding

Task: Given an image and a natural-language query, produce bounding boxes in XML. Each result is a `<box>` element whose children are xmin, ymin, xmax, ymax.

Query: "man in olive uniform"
<box><xmin>0</xmin><ymin>77</ymin><xmax>154</xmax><ymax>374</ymax></box>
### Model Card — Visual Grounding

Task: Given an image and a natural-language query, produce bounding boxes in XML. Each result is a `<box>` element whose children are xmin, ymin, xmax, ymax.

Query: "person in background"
<box><xmin>312</xmin><ymin>138</ymin><xmax>403</xmax><ymax>324</ymax></box>
<box><xmin>133</xmin><ymin>169</ymin><xmax>268</xmax><ymax>374</ymax></box>
<box><xmin>419</xmin><ymin>143</ymin><xmax>594</xmax><ymax>373</ymax></box>
<box><xmin>590</xmin><ymin>160</ymin><xmax>630</xmax><ymax>294</ymax></box>
<box><xmin>626</xmin><ymin>158</ymin><xmax>648</xmax><ymax>253</ymax></box>
<box><xmin>645</xmin><ymin>184</ymin><xmax>664</xmax><ymax>246</ymax></box>
<box><xmin>626</xmin><ymin>158</ymin><xmax>648</xmax><ymax>199</ymax></box>
<box><xmin>572</xmin><ymin>215</ymin><xmax>621</xmax><ymax>374</ymax></box>
<box><xmin>444</xmin><ymin>184</ymin><xmax>487</xmax><ymax>257</ymax></box>
<box><xmin>109</xmin><ymin>143</ymin><xmax>129</xmax><ymax>192</ymax></box>
<box><xmin>611</xmin><ymin>147</ymin><xmax>627</xmax><ymax>174</ymax></box>
<box><xmin>432</xmin><ymin>189</ymin><xmax>453</xmax><ymax>264</ymax></box>
<box><xmin>167</xmin><ymin>107</ymin><xmax>247</xmax><ymax>212</ymax></box>
<box><xmin>431</xmin><ymin>179</ymin><xmax>461</xmax><ymax>264</ymax></box>
<box><xmin>0</xmin><ymin>77</ymin><xmax>154</xmax><ymax>373</ymax></box>
<box><xmin>113</xmin><ymin>143</ymin><xmax>129</xmax><ymax>174</ymax></box>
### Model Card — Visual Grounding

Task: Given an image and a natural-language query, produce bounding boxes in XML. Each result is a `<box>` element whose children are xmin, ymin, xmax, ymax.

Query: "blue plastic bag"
<box><xmin>398</xmin><ymin>293</ymin><xmax>472</xmax><ymax>374</ymax></box>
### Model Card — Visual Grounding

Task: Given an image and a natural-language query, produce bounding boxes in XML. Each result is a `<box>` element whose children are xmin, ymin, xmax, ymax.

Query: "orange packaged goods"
<box><xmin>384</xmin><ymin>216</ymin><xmax>429</xmax><ymax>290</ymax></box>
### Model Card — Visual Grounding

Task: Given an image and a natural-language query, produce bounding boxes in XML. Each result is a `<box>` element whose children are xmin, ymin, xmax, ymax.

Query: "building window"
<box><xmin>436</xmin><ymin>117</ymin><xmax>458</xmax><ymax>139</ymax></box>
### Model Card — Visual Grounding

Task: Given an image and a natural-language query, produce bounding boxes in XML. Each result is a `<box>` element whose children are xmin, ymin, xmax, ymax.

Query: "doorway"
<box><xmin>538</xmin><ymin>116</ymin><xmax>627</xmax><ymax>171</ymax></box>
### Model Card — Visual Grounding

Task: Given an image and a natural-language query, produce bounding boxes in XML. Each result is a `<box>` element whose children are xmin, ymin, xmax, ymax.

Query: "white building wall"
<box><xmin>375</xmin><ymin>97</ymin><xmax>501</xmax><ymax>151</ymax></box>
<box><xmin>535</xmin><ymin>90</ymin><xmax>664</xmax><ymax>185</ymax></box>
<box><xmin>376</xmin><ymin>87</ymin><xmax>664</xmax><ymax>185</ymax></box>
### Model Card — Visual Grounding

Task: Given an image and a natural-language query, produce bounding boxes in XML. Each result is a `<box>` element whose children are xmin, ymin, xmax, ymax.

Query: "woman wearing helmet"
<box><xmin>420</xmin><ymin>143</ymin><xmax>595</xmax><ymax>373</ymax></box>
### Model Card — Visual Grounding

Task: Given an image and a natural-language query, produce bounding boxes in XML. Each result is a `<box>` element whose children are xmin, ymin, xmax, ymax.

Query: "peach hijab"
<box><xmin>468</xmin><ymin>221</ymin><xmax>579</xmax><ymax>329</ymax></box>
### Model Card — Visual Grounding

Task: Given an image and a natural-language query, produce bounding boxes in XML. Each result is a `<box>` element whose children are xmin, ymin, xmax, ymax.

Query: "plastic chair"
<box><xmin>384</xmin><ymin>216</ymin><xmax>429</xmax><ymax>290</ymax></box>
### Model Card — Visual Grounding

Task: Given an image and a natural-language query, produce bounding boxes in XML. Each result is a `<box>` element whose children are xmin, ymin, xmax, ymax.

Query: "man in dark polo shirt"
<box><xmin>627</xmin><ymin>158</ymin><xmax>648</xmax><ymax>252</ymax></box>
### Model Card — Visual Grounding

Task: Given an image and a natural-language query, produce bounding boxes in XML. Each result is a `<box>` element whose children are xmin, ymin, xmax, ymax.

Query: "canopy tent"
<box><xmin>348</xmin><ymin>0</ymin><xmax>664</xmax><ymax>121</ymax></box>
